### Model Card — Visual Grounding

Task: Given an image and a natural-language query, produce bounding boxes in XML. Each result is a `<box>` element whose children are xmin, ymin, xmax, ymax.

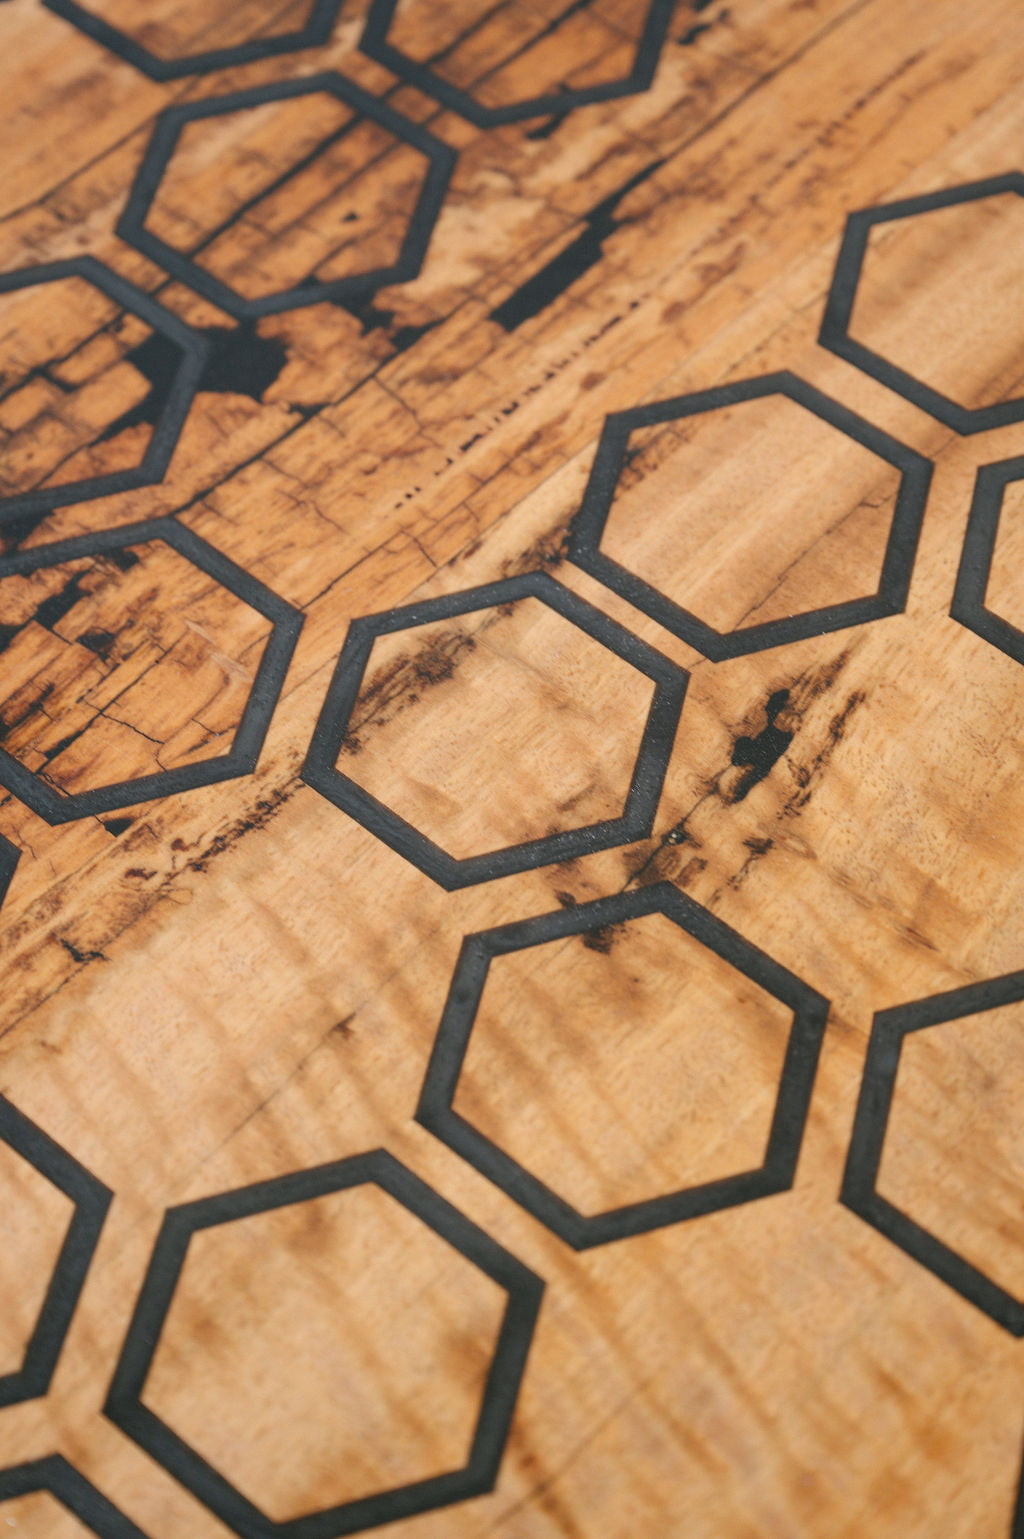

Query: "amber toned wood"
<box><xmin>1</xmin><ymin>1</ymin><xmax>1024</xmax><ymax>1536</ymax></box>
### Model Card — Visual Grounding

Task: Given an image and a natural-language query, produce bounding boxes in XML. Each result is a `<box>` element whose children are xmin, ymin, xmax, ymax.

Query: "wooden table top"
<box><xmin>0</xmin><ymin>1</ymin><xmax>1023</xmax><ymax>1534</ymax></box>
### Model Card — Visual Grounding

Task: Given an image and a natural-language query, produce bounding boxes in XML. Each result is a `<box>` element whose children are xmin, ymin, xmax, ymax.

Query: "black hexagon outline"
<box><xmin>301</xmin><ymin>570</ymin><xmax>688</xmax><ymax>890</ymax></box>
<box><xmin>42</xmin><ymin>0</ymin><xmax>344</xmax><ymax>81</ymax></box>
<box><xmin>0</xmin><ymin>1096</ymin><xmax>111</xmax><ymax>1408</ymax></box>
<box><xmin>567</xmin><ymin>370</ymin><xmax>933</xmax><ymax>661</ymax></box>
<box><xmin>841</xmin><ymin>969</ymin><xmax>1024</xmax><ymax>1334</ymax></box>
<box><xmin>0</xmin><ymin>1457</ymin><xmax>149</xmax><ymax>1537</ymax></box>
<box><xmin>104</xmin><ymin>1149</ymin><xmax>544</xmax><ymax>1539</ymax></box>
<box><xmin>951</xmin><ymin>453</ymin><xmax>1024</xmax><ymax>664</ymax></box>
<box><xmin>117</xmin><ymin>73</ymin><xmax>457</xmax><ymax>322</ymax></box>
<box><xmin>417</xmin><ymin>881</ymin><xmax>830</xmax><ymax>1250</ymax></box>
<box><xmin>818</xmin><ymin>172</ymin><xmax>1024</xmax><ymax>435</ymax></box>
<box><xmin>0</xmin><ymin>257</ymin><xmax>208</xmax><ymax>526</ymax></box>
<box><xmin>359</xmin><ymin>0</ymin><xmax>676</xmax><ymax>128</ymax></box>
<box><xmin>0</xmin><ymin>833</ymin><xmax>18</xmax><ymax>917</ymax></box>
<box><xmin>0</xmin><ymin>516</ymin><xmax>303</xmax><ymax>823</ymax></box>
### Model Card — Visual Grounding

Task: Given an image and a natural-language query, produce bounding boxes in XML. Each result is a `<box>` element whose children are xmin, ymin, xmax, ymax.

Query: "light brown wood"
<box><xmin>1</xmin><ymin>1</ymin><xmax>1024</xmax><ymax>1535</ymax></box>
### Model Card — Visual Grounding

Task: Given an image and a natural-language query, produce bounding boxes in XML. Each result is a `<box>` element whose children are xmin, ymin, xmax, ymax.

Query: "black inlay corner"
<box><xmin>0</xmin><ymin>1457</ymin><xmax>148</xmax><ymax>1536</ymax></box>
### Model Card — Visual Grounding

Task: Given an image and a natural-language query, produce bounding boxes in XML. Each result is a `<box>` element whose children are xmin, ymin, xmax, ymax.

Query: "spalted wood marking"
<box><xmin>0</xmin><ymin>541</ymin><xmax>272</xmax><ymax>792</ymax></box>
<box><xmin>0</xmin><ymin>278</ymin><xmax>154</xmax><ymax>499</ymax></box>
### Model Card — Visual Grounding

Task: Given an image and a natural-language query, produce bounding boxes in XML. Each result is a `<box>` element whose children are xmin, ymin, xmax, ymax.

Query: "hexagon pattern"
<box><xmin>0</xmin><ymin>258</ymin><xmax>206</xmax><ymax>525</ymax></box>
<box><xmin>0</xmin><ymin>8</ymin><xmax>1022</xmax><ymax>1524</ymax></box>
<box><xmin>42</xmin><ymin>0</ymin><xmax>344</xmax><ymax>80</ymax></box>
<box><xmin>568</xmin><ymin>371</ymin><xmax>933</xmax><ymax>659</ymax></box>
<box><xmin>105</xmin><ymin>1151</ymin><xmax>543</xmax><ymax>1538</ymax></box>
<box><xmin>418</xmin><ymin>883</ymin><xmax>830</xmax><ymax>1248</ymax></box>
<box><xmin>360</xmin><ymin>0</ymin><xmax>676</xmax><ymax>127</ymax></box>
<box><xmin>117</xmin><ymin>75</ymin><xmax>456</xmax><ymax>320</ymax></box>
<box><xmin>302</xmin><ymin>571</ymin><xmax>687</xmax><ymax>888</ymax></box>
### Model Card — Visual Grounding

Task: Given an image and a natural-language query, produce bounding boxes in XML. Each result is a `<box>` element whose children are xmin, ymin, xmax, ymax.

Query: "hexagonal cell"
<box><xmin>43</xmin><ymin>0</ymin><xmax>343</xmax><ymax>80</ymax></box>
<box><xmin>118</xmin><ymin>75</ymin><xmax>456</xmax><ymax>320</ymax></box>
<box><xmin>0</xmin><ymin>258</ymin><xmax>205</xmax><ymax>525</ymax></box>
<box><xmin>0</xmin><ymin>519</ymin><xmax>301</xmax><ymax>823</ymax></box>
<box><xmin>953</xmin><ymin>455</ymin><xmax>1024</xmax><ymax>667</ymax></box>
<box><xmin>820</xmin><ymin>173</ymin><xmax>1024</xmax><ymax>433</ymax></box>
<box><xmin>145</xmin><ymin>1186</ymin><xmax>505</xmax><ymax>1517</ymax></box>
<box><xmin>341</xmin><ymin>601</ymin><xmax>650</xmax><ymax>856</ymax></box>
<box><xmin>0</xmin><ymin>1097</ymin><xmax>110</xmax><ymax>1408</ymax></box>
<box><xmin>843</xmin><ymin>972</ymin><xmax>1024</xmax><ymax>1333</ymax></box>
<box><xmin>106</xmin><ymin>1152</ymin><xmax>543</xmax><ymax>1536</ymax></box>
<box><xmin>0</xmin><ymin>1459</ymin><xmax>148</xmax><ymax>1538</ymax></box>
<box><xmin>418</xmin><ymin>884</ymin><xmax>829</xmax><ymax>1248</ymax></box>
<box><xmin>302</xmin><ymin>572</ymin><xmax>687</xmax><ymax>889</ymax></box>
<box><xmin>360</xmin><ymin>0</ymin><xmax>675</xmax><ymax>127</ymax></box>
<box><xmin>569</xmin><ymin>373</ymin><xmax>932</xmax><ymax>661</ymax></box>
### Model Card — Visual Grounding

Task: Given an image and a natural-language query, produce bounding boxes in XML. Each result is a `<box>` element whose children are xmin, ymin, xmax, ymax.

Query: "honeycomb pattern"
<box><xmin>2</xmin><ymin>12</ymin><xmax>1024</xmax><ymax>1537</ymax></box>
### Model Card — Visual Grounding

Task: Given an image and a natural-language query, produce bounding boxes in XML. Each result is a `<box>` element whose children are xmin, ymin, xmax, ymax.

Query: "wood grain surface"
<box><xmin>1</xmin><ymin>0</ymin><xmax>1024</xmax><ymax>1535</ymax></box>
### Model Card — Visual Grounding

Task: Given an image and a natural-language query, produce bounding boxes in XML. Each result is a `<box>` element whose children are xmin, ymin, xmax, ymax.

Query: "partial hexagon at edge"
<box><xmin>0</xmin><ymin>1096</ymin><xmax>111</xmax><ymax>1407</ymax></box>
<box><xmin>820</xmin><ymin>172</ymin><xmax>1024</xmax><ymax>434</ymax></box>
<box><xmin>360</xmin><ymin>0</ymin><xmax>677</xmax><ymax>127</ymax></box>
<box><xmin>843</xmin><ymin>969</ymin><xmax>1024</xmax><ymax>1336</ymax></box>
<box><xmin>42</xmin><ymin>0</ymin><xmax>345</xmax><ymax>81</ymax></box>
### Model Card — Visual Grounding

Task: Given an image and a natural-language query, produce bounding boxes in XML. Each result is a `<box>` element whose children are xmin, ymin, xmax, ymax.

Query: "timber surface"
<box><xmin>0</xmin><ymin>1</ymin><xmax>1024</xmax><ymax>1536</ymax></box>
